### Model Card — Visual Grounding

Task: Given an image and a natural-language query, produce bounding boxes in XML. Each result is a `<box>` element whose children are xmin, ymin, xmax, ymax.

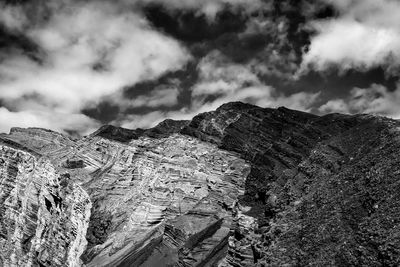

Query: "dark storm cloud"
<box><xmin>117</xmin><ymin>1</ymin><xmax>320</xmax><ymax>125</ymax></box>
<box><xmin>142</xmin><ymin>1</ymin><xmax>299</xmax><ymax>63</ymax></box>
<box><xmin>82</xmin><ymin>62</ymin><xmax>200</xmax><ymax>125</ymax></box>
<box><xmin>0</xmin><ymin>25</ymin><xmax>42</xmax><ymax>62</ymax></box>
<box><xmin>81</xmin><ymin>101</ymin><xmax>121</xmax><ymax>124</ymax></box>
<box><xmin>142</xmin><ymin>4</ymin><xmax>272</xmax><ymax>63</ymax></box>
<box><xmin>143</xmin><ymin>5</ymin><xmax>248</xmax><ymax>44</ymax></box>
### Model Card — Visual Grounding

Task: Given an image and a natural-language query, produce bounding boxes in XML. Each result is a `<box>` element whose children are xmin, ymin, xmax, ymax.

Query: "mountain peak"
<box><xmin>1</xmin><ymin>103</ymin><xmax>400</xmax><ymax>266</ymax></box>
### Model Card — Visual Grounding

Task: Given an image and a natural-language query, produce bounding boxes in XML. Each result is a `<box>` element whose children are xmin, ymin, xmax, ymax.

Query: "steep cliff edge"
<box><xmin>1</xmin><ymin>102</ymin><xmax>400</xmax><ymax>266</ymax></box>
<box><xmin>0</xmin><ymin>139</ymin><xmax>91</xmax><ymax>267</ymax></box>
<box><xmin>181</xmin><ymin>102</ymin><xmax>400</xmax><ymax>266</ymax></box>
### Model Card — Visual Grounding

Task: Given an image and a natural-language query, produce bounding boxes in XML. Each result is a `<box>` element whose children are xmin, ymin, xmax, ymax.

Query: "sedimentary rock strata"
<box><xmin>1</xmin><ymin>102</ymin><xmax>400</xmax><ymax>266</ymax></box>
<box><xmin>182</xmin><ymin>102</ymin><xmax>400</xmax><ymax>266</ymax></box>
<box><xmin>0</xmin><ymin>124</ymin><xmax>250</xmax><ymax>267</ymax></box>
<box><xmin>79</xmin><ymin>135</ymin><xmax>250</xmax><ymax>267</ymax></box>
<box><xmin>0</xmin><ymin>140</ymin><xmax>91</xmax><ymax>267</ymax></box>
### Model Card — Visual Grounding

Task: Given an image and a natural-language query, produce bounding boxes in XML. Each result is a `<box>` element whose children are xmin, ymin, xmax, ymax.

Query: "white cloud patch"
<box><xmin>119</xmin><ymin>111</ymin><xmax>168</xmax><ymax>129</ymax></box>
<box><xmin>319</xmin><ymin>83</ymin><xmax>400</xmax><ymax>118</ymax></box>
<box><xmin>301</xmin><ymin>19</ymin><xmax>400</xmax><ymax>72</ymax></box>
<box><xmin>0</xmin><ymin>3</ymin><xmax>28</xmax><ymax>31</ymax></box>
<box><xmin>0</xmin><ymin>107</ymin><xmax>99</xmax><ymax>135</ymax></box>
<box><xmin>300</xmin><ymin>0</ymin><xmax>400</xmax><ymax>74</ymax></box>
<box><xmin>0</xmin><ymin>0</ymin><xmax>191</xmax><ymax>134</ymax></box>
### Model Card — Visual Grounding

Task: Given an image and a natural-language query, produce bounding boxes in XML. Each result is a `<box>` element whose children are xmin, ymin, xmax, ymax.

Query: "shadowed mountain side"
<box><xmin>91</xmin><ymin>119</ymin><xmax>190</xmax><ymax>142</ymax></box>
<box><xmin>180</xmin><ymin>102</ymin><xmax>400</xmax><ymax>266</ymax></box>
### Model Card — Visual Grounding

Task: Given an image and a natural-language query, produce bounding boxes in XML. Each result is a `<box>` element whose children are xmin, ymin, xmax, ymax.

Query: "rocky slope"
<box><xmin>1</xmin><ymin>102</ymin><xmax>400</xmax><ymax>266</ymax></box>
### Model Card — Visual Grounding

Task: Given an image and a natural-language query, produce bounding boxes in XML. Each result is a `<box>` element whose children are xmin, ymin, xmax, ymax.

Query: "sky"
<box><xmin>1</xmin><ymin>0</ymin><xmax>400</xmax><ymax>135</ymax></box>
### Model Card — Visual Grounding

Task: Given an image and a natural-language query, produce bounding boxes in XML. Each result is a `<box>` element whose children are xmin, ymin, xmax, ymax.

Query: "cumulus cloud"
<box><xmin>191</xmin><ymin>50</ymin><xmax>320</xmax><ymax>113</ymax></box>
<box><xmin>4</xmin><ymin>0</ymin><xmax>396</xmax><ymax>135</ymax></box>
<box><xmin>0</xmin><ymin>107</ymin><xmax>99</xmax><ymax>135</ymax></box>
<box><xmin>319</xmin><ymin>83</ymin><xmax>400</xmax><ymax>118</ymax></box>
<box><xmin>0</xmin><ymin>3</ymin><xmax>28</xmax><ymax>31</ymax></box>
<box><xmin>117</xmin><ymin>106</ymin><xmax>201</xmax><ymax>129</ymax></box>
<box><xmin>115</xmin><ymin>50</ymin><xmax>321</xmax><ymax>130</ymax></box>
<box><xmin>0</xmin><ymin>0</ymin><xmax>191</xmax><ymax>134</ymax></box>
<box><xmin>303</xmin><ymin>20</ymin><xmax>397</xmax><ymax>70</ymax></box>
<box><xmin>300</xmin><ymin>0</ymin><xmax>400</xmax><ymax>74</ymax></box>
<box><xmin>112</xmin><ymin>51</ymin><xmax>320</xmax><ymax>129</ymax></box>
<box><xmin>301</xmin><ymin>19</ymin><xmax>400</xmax><ymax>73</ymax></box>
<box><xmin>119</xmin><ymin>111</ymin><xmax>167</xmax><ymax>129</ymax></box>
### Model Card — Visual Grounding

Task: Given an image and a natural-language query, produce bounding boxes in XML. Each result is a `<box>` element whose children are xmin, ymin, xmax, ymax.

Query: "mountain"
<box><xmin>1</xmin><ymin>102</ymin><xmax>400</xmax><ymax>266</ymax></box>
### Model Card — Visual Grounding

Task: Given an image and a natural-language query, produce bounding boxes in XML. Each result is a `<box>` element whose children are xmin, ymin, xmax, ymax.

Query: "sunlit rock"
<box><xmin>2</xmin><ymin>102</ymin><xmax>400</xmax><ymax>266</ymax></box>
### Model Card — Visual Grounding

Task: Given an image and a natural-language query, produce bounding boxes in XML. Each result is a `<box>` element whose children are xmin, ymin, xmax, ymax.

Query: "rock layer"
<box><xmin>78</xmin><ymin>134</ymin><xmax>249</xmax><ymax>267</ymax></box>
<box><xmin>181</xmin><ymin>102</ymin><xmax>400</xmax><ymax>266</ymax></box>
<box><xmin>1</xmin><ymin>102</ymin><xmax>400</xmax><ymax>266</ymax></box>
<box><xmin>0</xmin><ymin>126</ymin><xmax>250</xmax><ymax>267</ymax></box>
<box><xmin>0</xmin><ymin>139</ymin><xmax>91</xmax><ymax>267</ymax></box>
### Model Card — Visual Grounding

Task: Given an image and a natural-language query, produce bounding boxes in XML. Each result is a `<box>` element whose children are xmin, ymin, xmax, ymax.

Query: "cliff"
<box><xmin>1</xmin><ymin>102</ymin><xmax>400</xmax><ymax>266</ymax></box>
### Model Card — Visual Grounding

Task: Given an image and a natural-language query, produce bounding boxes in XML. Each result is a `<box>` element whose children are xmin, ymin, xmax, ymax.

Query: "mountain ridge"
<box><xmin>1</xmin><ymin>101</ymin><xmax>400</xmax><ymax>266</ymax></box>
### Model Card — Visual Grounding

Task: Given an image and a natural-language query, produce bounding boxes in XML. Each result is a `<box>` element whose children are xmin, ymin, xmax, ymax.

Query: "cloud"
<box><xmin>134</xmin><ymin>0</ymin><xmax>265</xmax><ymax>21</ymax></box>
<box><xmin>115</xmin><ymin>50</ymin><xmax>321</xmax><ymax>130</ymax></box>
<box><xmin>108</xmin><ymin>86</ymin><xmax>180</xmax><ymax>110</ymax></box>
<box><xmin>0</xmin><ymin>3</ymin><xmax>28</xmax><ymax>31</ymax></box>
<box><xmin>318</xmin><ymin>99</ymin><xmax>350</xmax><ymax>114</ymax></box>
<box><xmin>191</xmin><ymin>50</ymin><xmax>320</xmax><ymax>112</ymax></box>
<box><xmin>6</xmin><ymin>0</ymin><xmax>395</xmax><ymax>135</ymax></box>
<box><xmin>300</xmin><ymin>0</ymin><xmax>400</xmax><ymax>74</ymax></box>
<box><xmin>0</xmin><ymin>0</ymin><xmax>191</xmax><ymax>134</ymax></box>
<box><xmin>0</xmin><ymin>107</ymin><xmax>99</xmax><ymax>135</ymax></box>
<box><xmin>301</xmin><ymin>19</ymin><xmax>400</xmax><ymax>73</ymax></box>
<box><xmin>275</xmin><ymin>91</ymin><xmax>321</xmax><ymax>112</ymax></box>
<box><xmin>119</xmin><ymin>111</ymin><xmax>167</xmax><ymax>129</ymax></box>
<box><xmin>319</xmin><ymin>83</ymin><xmax>400</xmax><ymax>118</ymax></box>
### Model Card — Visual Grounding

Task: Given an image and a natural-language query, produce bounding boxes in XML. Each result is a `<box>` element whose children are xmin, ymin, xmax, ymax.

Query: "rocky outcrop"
<box><xmin>1</xmin><ymin>125</ymin><xmax>249</xmax><ymax>267</ymax></box>
<box><xmin>2</xmin><ymin>102</ymin><xmax>400</xmax><ymax>266</ymax></box>
<box><xmin>78</xmin><ymin>134</ymin><xmax>249</xmax><ymax>267</ymax></box>
<box><xmin>0</xmin><ymin>139</ymin><xmax>91</xmax><ymax>267</ymax></box>
<box><xmin>91</xmin><ymin>119</ymin><xmax>189</xmax><ymax>143</ymax></box>
<box><xmin>181</xmin><ymin>102</ymin><xmax>400</xmax><ymax>266</ymax></box>
<box><xmin>4</xmin><ymin>127</ymin><xmax>75</xmax><ymax>154</ymax></box>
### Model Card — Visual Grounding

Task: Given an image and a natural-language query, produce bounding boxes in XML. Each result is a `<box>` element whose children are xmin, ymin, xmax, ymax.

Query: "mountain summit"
<box><xmin>1</xmin><ymin>102</ymin><xmax>400</xmax><ymax>266</ymax></box>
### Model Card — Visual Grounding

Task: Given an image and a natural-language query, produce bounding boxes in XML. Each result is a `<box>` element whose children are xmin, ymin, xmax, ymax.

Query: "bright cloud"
<box><xmin>0</xmin><ymin>107</ymin><xmax>99</xmax><ymax>135</ymax></box>
<box><xmin>0</xmin><ymin>0</ymin><xmax>191</xmax><ymax>134</ymax></box>
<box><xmin>319</xmin><ymin>83</ymin><xmax>400</xmax><ymax>118</ymax></box>
<box><xmin>0</xmin><ymin>3</ymin><xmax>28</xmax><ymax>31</ymax></box>
<box><xmin>301</xmin><ymin>19</ymin><xmax>400</xmax><ymax>72</ymax></box>
<box><xmin>300</xmin><ymin>0</ymin><xmax>400</xmax><ymax>74</ymax></box>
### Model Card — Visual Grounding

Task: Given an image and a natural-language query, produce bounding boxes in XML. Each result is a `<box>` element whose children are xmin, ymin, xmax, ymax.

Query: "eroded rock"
<box><xmin>2</xmin><ymin>102</ymin><xmax>400</xmax><ymax>266</ymax></box>
<box><xmin>0</xmin><ymin>143</ymin><xmax>91</xmax><ymax>267</ymax></box>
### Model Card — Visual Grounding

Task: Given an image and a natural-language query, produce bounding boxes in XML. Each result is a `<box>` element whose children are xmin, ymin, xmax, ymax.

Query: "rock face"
<box><xmin>0</xmin><ymin>139</ymin><xmax>91</xmax><ymax>267</ymax></box>
<box><xmin>182</xmin><ymin>102</ymin><xmax>400</xmax><ymax>266</ymax></box>
<box><xmin>1</xmin><ymin>102</ymin><xmax>400</xmax><ymax>266</ymax></box>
